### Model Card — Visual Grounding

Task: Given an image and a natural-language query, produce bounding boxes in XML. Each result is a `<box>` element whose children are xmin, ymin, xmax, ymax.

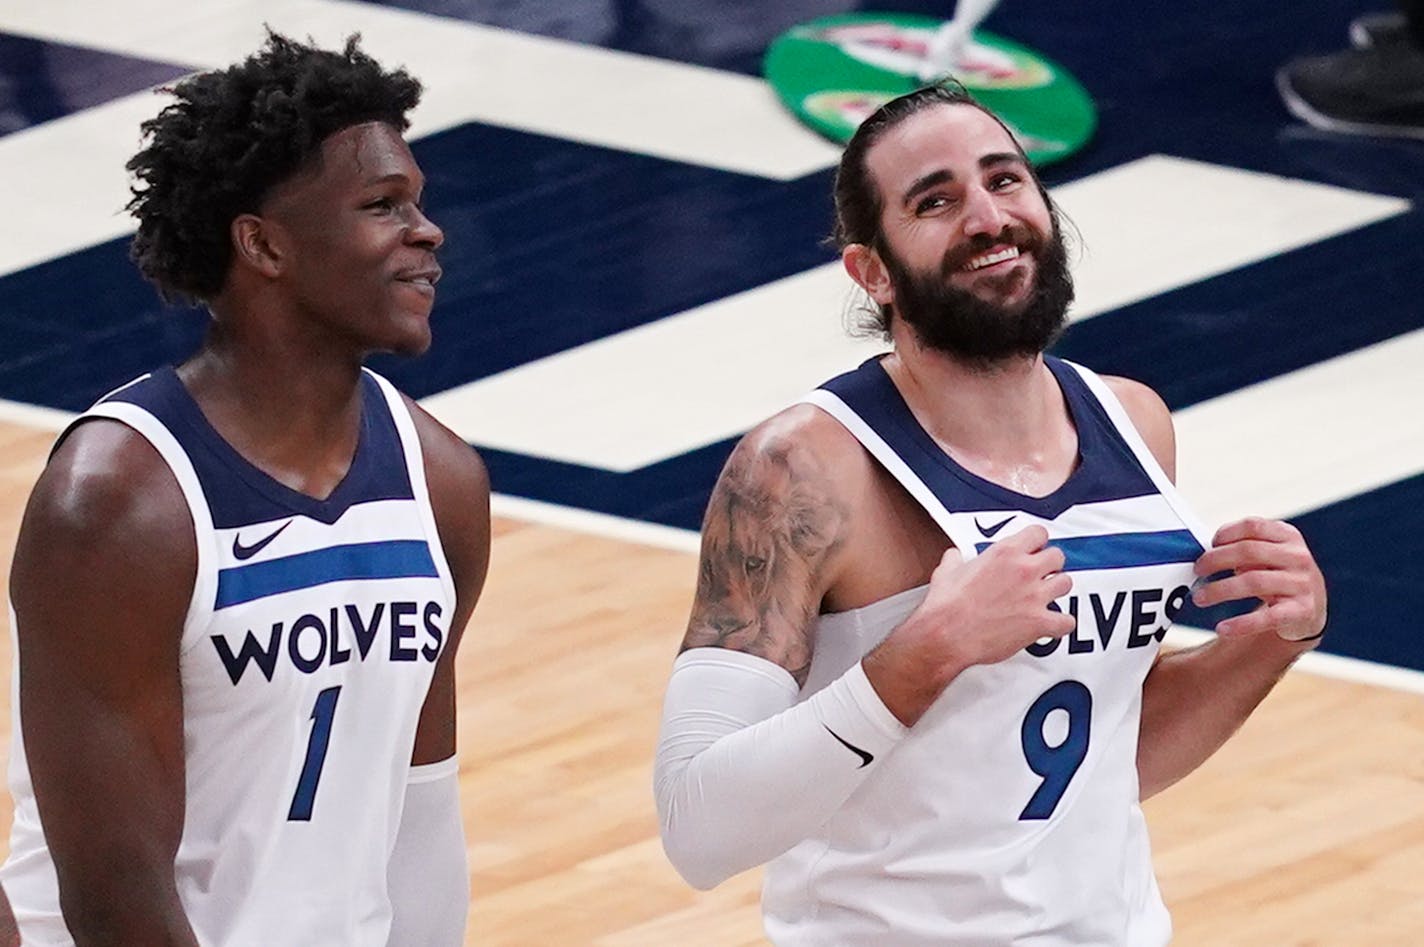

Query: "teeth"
<box><xmin>965</xmin><ymin>246</ymin><xmax>1019</xmax><ymax>271</ymax></box>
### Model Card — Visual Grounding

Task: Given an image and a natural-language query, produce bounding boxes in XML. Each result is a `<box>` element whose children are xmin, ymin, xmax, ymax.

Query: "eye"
<box><xmin>362</xmin><ymin>197</ymin><xmax>395</xmax><ymax>213</ymax></box>
<box><xmin>743</xmin><ymin>556</ymin><xmax>766</xmax><ymax>573</ymax></box>
<box><xmin>915</xmin><ymin>194</ymin><xmax>953</xmax><ymax>214</ymax></box>
<box><xmin>988</xmin><ymin>171</ymin><xmax>1023</xmax><ymax>191</ymax></box>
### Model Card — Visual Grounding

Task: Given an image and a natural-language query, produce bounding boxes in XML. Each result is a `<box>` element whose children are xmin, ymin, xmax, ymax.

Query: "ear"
<box><xmin>230</xmin><ymin>214</ymin><xmax>285</xmax><ymax>280</ymax></box>
<box><xmin>842</xmin><ymin>243</ymin><xmax>894</xmax><ymax>307</ymax></box>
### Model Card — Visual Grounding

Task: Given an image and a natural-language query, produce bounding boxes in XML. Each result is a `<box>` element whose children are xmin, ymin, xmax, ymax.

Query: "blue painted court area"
<box><xmin>0</xmin><ymin>0</ymin><xmax>1420</xmax><ymax>672</ymax></box>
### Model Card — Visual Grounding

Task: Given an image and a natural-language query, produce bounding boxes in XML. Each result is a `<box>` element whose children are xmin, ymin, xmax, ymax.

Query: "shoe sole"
<box><xmin>1276</xmin><ymin>67</ymin><xmax>1424</xmax><ymax>140</ymax></box>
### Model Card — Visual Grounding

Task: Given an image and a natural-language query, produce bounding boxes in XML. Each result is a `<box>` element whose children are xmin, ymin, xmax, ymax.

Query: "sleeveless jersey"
<box><xmin>2</xmin><ymin>366</ymin><xmax>457</xmax><ymax>946</ymax></box>
<box><xmin>762</xmin><ymin>356</ymin><xmax>1212</xmax><ymax>946</ymax></box>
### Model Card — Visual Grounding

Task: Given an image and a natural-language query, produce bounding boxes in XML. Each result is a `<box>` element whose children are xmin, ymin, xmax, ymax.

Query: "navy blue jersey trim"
<box><xmin>976</xmin><ymin>529</ymin><xmax>1204</xmax><ymax>572</ymax></box>
<box><xmin>214</xmin><ymin>540</ymin><xmax>439</xmax><ymax>609</ymax></box>
<box><xmin>101</xmin><ymin>367</ymin><xmax>415</xmax><ymax>527</ymax></box>
<box><xmin>818</xmin><ymin>356</ymin><xmax>1158</xmax><ymax>519</ymax></box>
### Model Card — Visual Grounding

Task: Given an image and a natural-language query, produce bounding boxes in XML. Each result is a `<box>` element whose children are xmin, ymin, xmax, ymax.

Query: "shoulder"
<box><xmin>11</xmin><ymin>418</ymin><xmax>194</xmax><ymax>645</ymax></box>
<box><xmin>722</xmin><ymin>402</ymin><xmax>876</xmax><ymax>495</ymax></box>
<box><xmin>28</xmin><ymin>418</ymin><xmax>192</xmax><ymax>548</ymax></box>
<box><xmin>399</xmin><ymin>395</ymin><xmax>491</xmax><ymax>598</ymax></box>
<box><xmin>400</xmin><ymin>394</ymin><xmax>490</xmax><ymax>506</ymax></box>
<box><xmin>701</xmin><ymin>403</ymin><xmax>868</xmax><ymax>583</ymax></box>
<box><xmin>1101</xmin><ymin>374</ymin><xmax>1177</xmax><ymax>482</ymax></box>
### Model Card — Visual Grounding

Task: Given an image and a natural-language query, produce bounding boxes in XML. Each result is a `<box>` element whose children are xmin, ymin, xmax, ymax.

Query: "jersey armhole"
<box><xmin>1062</xmin><ymin>361</ymin><xmax>1215</xmax><ymax>549</ymax></box>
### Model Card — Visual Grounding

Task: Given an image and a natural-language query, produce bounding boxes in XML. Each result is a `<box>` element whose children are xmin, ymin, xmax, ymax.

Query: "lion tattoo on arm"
<box><xmin>682</xmin><ymin>435</ymin><xmax>848</xmax><ymax>685</ymax></box>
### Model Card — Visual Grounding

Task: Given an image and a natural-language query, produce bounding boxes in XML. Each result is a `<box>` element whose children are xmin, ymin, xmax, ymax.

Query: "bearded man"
<box><xmin>653</xmin><ymin>83</ymin><xmax>1327</xmax><ymax>946</ymax></box>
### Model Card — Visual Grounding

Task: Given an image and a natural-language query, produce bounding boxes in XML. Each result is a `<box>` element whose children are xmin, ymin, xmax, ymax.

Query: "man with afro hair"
<box><xmin>1</xmin><ymin>31</ymin><xmax>489</xmax><ymax>946</ymax></box>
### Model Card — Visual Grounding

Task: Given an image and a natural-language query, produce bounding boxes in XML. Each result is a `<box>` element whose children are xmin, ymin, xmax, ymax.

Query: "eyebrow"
<box><xmin>363</xmin><ymin>171</ymin><xmax>424</xmax><ymax>189</ymax></box>
<box><xmin>900</xmin><ymin>152</ymin><xmax>1027</xmax><ymax>206</ymax></box>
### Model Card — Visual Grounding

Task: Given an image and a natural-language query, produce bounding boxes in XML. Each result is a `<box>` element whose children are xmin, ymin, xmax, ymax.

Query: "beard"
<box><xmin>881</xmin><ymin>220</ymin><xmax>1074</xmax><ymax>367</ymax></box>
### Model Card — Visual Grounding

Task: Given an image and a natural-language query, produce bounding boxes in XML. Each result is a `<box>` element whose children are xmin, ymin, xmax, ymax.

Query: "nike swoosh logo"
<box><xmin>232</xmin><ymin>519</ymin><xmax>293</xmax><ymax>561</ymax></box>
<box><xmin>975</xmin><ymin>515</ymin><xmax>1015</xmax><ymax>538</ymax></box>
<box><xmin>823</xmin><ymin>725</ymin><xmax>873</xmax><ymax>768</ymax></box>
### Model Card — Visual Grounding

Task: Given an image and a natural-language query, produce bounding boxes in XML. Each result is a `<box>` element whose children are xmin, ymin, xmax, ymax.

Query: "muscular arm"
<box><xmin>406</xmin><ymin>400</ymin><xmax>491</xmax><ymax>765</ymax></box>
<box><xmin>1106</xmin><ymin>377</ymin><xmax>1327</xmax><ymax>800</ymax></box>
<box><xmin>11</xmin><ymin>422</ymin><xmax>197</xmax><ymax>946</ymax></box>
<box><xmin>657</xmin><ymin>414</ymin><xmax>923</xmax><ymax>888</ymax></box>
<box><xmin>680</xmin><ymin>416</ymin><xmax>850</xmax><ymax>682</ymax></box>
<box><xmin>386</xmin><ymin>401</ymin><xmax>489</xmax><ymax>946</ymax></box>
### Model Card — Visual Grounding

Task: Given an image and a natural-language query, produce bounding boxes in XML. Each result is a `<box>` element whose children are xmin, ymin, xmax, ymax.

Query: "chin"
<box><xmin>388</xmin><ymin>308</ymin><xmax>435</xmax><ymax>355</ymax></box>
<box><xmin>390</xmin><ymin>331</ymin><xmax>433</xmax><ymax>358</ymax></box>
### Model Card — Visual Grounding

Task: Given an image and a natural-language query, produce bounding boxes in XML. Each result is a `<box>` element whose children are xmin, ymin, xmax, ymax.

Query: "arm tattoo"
<box><xmin>682</xmin><ymin>437</ymin><xmax>849</xmax><ymax>685</ymax></box>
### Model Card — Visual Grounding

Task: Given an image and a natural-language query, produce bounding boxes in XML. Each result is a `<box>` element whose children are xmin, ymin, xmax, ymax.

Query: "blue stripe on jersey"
<box><xmin>215</xmin><ymin>540</ymin><xmax>439</xmax><ymax>609</ymax></box>
<box><xmin>976</xmin><ymin>529</ymin><xmax>1204</xmax><ymax>572</ymax></box>
<box><xmin>819</xmin><ymin>357</ymin><xmax>1158</xmax><ymax>519</ymax></box>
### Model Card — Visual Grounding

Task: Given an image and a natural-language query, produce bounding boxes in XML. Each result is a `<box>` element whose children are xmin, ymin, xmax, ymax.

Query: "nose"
<box><xmin>407</xmin><ymin>205</ymin><xmax>444</xmax><ymax>250</ymax></box>
<box><xmin>960</xmin><ymin>184</ymin><xmax>1008</xmax><ymax>239</ymax></box>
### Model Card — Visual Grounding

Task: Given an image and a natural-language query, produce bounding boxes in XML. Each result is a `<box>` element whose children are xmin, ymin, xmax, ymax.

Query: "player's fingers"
<box><xmin>1194</xmin><ymin>538</ymin><xmax>1306</xmax><ymax>577</ymax></box>
<box><xmin>1044</xmin><ymin>570</ymin><xmax>1074</xmax><ymax>600</ymax></box>
<box><xmin>1216</xmin><ymin>598</ymin><xmax>1314</xmax><ymax>638</ymax></box>
<box><xmin>1041</xmin><ymin>606</ymin><xmax>1078</xmax><ymax>637</ymax></box>
<box><xmin>1211</xmin><ymin>516</ymin><xmax>1299</xmax><ymax>547</ymax></box>
<box><xmin>1192</xmin><ymin>569</ymin><xmax>1306</xmax><ymax>608</ymax></box>
<box><xmin>1000</xmin><ymin>523</ymin><xmax>1050</xmax><ymax>551</ymax></box>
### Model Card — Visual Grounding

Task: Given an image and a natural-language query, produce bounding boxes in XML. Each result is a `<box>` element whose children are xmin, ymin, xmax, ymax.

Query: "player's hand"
<box><xmin>913</xmin><ymin>525</ymin><xmax>1076</xmax><ymax>669</ymax></box>
<box><xmin>866</xmin><ymin>526</ymin><xmax>1074</xmax><ymax>725</ymax></box>
<box><xmin>1191</xmin><ymin>517</ymin><xmax>1326</xmax><ymax>645</ymax></box>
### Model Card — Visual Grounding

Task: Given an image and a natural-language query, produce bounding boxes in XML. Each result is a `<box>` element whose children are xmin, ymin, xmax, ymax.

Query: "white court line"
<box><xmin>0</xmin><ymin>0</ymin><xmax>837</xmax><ymax>176</ymax></box>
<box><xmin>1174</xmin><ymin>327</ymin><xmax>1424</xmax><ymax>527</ymax></box>
<box><xmin>1165</xmin><ymin>626</ymin><xmax>1424</xmax><ymax>696</ymax></box>
<box><xmin>0</xmin><ymin>0</ymin><xmax>836</xmax><ymax>277</ymax></box>
<box><xmin>421</xmin><ymin>155</ymin><xmax>1409</xmax><ymax>471</ymax></box>
<box><xmin>0</xmin><ymin>400</ymin><xmax>75</xmax><ymax>432</ymax></box>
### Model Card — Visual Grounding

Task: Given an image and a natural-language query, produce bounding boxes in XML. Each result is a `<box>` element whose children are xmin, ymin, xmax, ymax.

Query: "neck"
<box><xmin>177</xmin><ymin>296</ymin><xmax>368</xmax><ymax>499</ymax></box>
<box><xmin>881</xmin><ymin>327</ymin><xmax>1077</xmax><ymax>496</ymax></box>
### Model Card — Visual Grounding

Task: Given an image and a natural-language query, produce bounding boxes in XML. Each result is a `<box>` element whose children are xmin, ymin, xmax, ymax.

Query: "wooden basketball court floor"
<box><xmin>2</xmin><ymin>416</ymin><xmax>1422</xmax><ymax>945</ymax></box>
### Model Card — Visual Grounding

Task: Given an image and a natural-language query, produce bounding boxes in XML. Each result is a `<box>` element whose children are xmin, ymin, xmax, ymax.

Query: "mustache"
<box><xmin>940</xmin><ymin>225</ymin><xmax>1047</xmax><ymax>274</ymax></box>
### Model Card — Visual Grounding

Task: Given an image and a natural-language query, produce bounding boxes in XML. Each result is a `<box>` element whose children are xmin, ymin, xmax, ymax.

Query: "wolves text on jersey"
<box><xmin>210</xmin><ymin>600</ymin><xmax>445</xmax><ymax>685</ymax></box>
<box><xmin>1026</xmin><ymin>584</ymin><xmax>1191</xmax><ymax>658</ymax></box>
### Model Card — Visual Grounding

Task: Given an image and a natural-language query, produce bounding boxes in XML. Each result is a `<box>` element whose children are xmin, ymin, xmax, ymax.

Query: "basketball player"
<box><xmin>654</xmin><ymin>84</ymin><xmax>1327</xmax><ymax>944</ymax></box>
<box><xmin>1</xmin><ymin>34</ymin><xmax>488</xmax><ymax>945</ymax></box>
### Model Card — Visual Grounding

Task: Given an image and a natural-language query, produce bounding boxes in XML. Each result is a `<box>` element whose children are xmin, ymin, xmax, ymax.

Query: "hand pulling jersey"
<box><xmin>762</xmin><ymin>356</ymin><xmax>1211</xmax><ymax>946</ymax></box>
<box><xmin>2</xmin><ymin>366</ymin><xmax>456</xmax><ymax>946</ymax></box>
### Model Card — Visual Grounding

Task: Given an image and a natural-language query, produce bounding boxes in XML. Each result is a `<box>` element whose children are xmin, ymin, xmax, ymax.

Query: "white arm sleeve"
<box><xmin>653</xmin><ymin>647</ymin><xmax>908</xmax><ymax>890</ymax></box>
<box><xmin>386</xmin><ymin>757</ymin><xmax>468</xmax><ymax>947</ymax></box>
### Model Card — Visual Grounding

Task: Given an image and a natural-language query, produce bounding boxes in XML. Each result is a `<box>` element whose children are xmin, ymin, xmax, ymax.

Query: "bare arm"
<box><xmin>384</xmin><ymin>402</ymin><xmax>489</xmax><ymax>944</ymax></box>
<box><xmin>680</xmin><ymin>417</ymin><xmax>851</xmax><ymax>682</ymax></box>
<box><xmin>0</xmin><ymin>885</ymin><xmax>19</xmax><ymax>947</ymax></box>
<box><xmin>11</xmin><ymin>421</ymin><xmax>198</xmax><ymax>946</ymax></box>
<box><xmin>406</xmin><ymin>400</ymin><xmax>491</xmax><ymax>765</ymax></box>
<box><xmin>1106</xmin><ymin>377</ymin><xmax>1328</xmax><ymax>799</ymax></box>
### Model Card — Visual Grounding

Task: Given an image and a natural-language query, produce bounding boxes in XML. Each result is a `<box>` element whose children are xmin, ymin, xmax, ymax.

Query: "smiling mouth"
<box><xmin>395</xmin><ymin>266</ymin><xmax>442</xmax><ymax>292</ymax></box>
<box><xmin>962</xmin><ymin>246</ymin><xmax>1020</xmax><ymax>272</ymax></box>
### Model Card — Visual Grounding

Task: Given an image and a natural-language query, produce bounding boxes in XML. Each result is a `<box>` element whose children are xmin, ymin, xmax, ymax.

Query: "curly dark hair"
<box><xmin>126</xmin><ymin>31</ymin><xmax>423</xmax><ymax>303</ymax></box>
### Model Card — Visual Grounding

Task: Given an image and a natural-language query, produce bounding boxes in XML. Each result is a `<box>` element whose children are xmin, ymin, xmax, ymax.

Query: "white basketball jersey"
<box><xmin>762</xmin><ymin>356</ymin><xmax>1212</xmax><ymax>946</ymax></box>
<box><xmin>3</xmin><ymin>366</ymin><xmax>456</xmax><ymax>946</ymax></box>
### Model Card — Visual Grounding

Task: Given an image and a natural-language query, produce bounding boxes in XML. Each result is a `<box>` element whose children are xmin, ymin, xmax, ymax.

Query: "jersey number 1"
<box><xmin>1018</xmin><ymin>680</ymin><xmax>1092</xmax><ymax>821</ymax></box>
<box><xmin>288</xmin><ymin>685</ymin><xmax>342</xmax><ymax>821</ymax></box>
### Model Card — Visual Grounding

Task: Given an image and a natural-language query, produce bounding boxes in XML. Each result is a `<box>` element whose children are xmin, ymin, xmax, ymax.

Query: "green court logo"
<box><xmin>795</xmin><ymin>22</ymin><xmax>1053</xmax><ymax>90</ymax></box>
<box><xmin>766</xmin><ymin>13</ymin><xmax>1097</xmax><ymax>166</ymax></box>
